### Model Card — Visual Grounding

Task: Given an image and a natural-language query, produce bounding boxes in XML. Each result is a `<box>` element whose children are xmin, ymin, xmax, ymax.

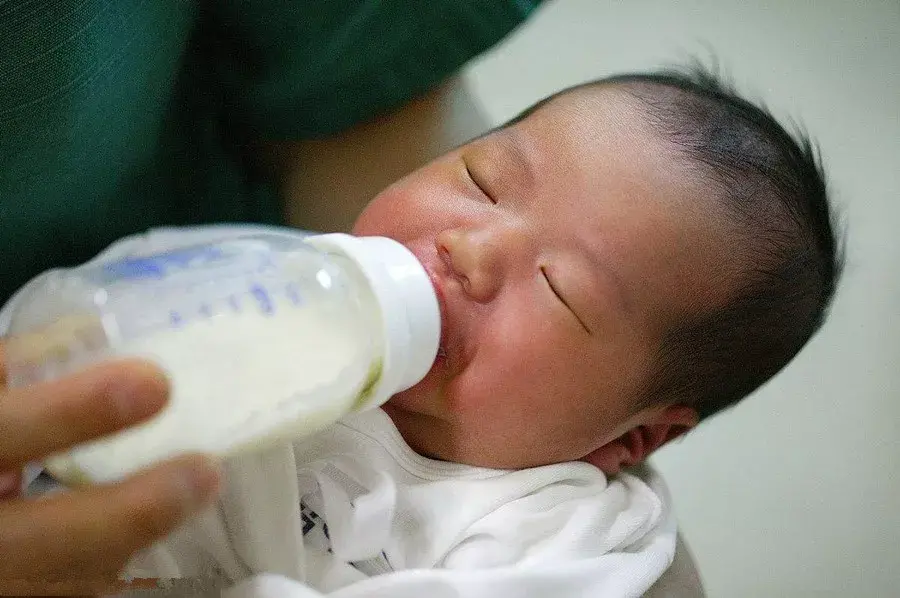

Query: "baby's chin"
<box><xmin>379</xmin><ymin>403</ymin><xmax>448</xmax><ymax>462</ymax></box>
<box><xmin>386</xmin><ymin>373</ymin><xmax>443</xmax><ymax>418</ymax></box>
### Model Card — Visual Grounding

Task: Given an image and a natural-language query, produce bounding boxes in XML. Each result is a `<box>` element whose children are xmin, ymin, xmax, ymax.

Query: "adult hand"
<box><xmin>0</xmin><ymin>344</ymin><xmax>222</xmax><ymax>594</ymax></box>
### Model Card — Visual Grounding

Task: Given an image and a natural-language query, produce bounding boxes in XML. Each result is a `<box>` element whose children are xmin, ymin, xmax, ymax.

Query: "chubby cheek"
<box><xmin>352</xmin><ymin>186</ymin><xmax>415</xmax><ymax>239</ymax></box>
<box><xmin>448</xmin><ymin>306</ymin><xmax>649</xmax><ymax>460</ymax></box>
<box><xmin>352</xmin><ymin>163</ymin><xmax>459</xmax><ymax>240</ymax></box>
<box><xmin>447</xmin><ymin>305</ymin><xmax>590</xmax><ymax>424</ymax></box>
<box><xmin>449</xmin><ymin>343</ymin><xmax>600</xmax><ymax>461</ymax></box>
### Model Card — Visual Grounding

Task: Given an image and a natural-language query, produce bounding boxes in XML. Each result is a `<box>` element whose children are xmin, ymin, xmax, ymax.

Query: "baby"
<box><xmin>352</xmin><ymin>67</ymin><xmax>841</xmax><ymax>472</ymax></box>
<box><xmin>11</xmin><ymin>67</ymin><xmax>840</xmax><ymax>597</ymax></box>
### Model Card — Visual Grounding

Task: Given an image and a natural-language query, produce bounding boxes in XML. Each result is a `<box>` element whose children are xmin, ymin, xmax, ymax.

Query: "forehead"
<box><xmin>495</xmin><ymin>86</ymin><xmax>735</xmax><ymax>327</ymax></box>
<box><xmin>511</xmin><ymin>85</ymin><xmax>691</xmax><ymax>192</ymax></box>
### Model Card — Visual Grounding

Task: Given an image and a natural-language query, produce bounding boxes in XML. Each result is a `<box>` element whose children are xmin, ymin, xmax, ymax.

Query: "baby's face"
<box><xmin>353</xmin><ymin>87</ymin><xmax>727</xmax><ymax>469</ymax></box>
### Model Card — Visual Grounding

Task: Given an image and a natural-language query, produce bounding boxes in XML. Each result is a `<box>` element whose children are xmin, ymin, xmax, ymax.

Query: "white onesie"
<box><xmin>5</xmin><ymin>225</ymin><xmax>678</xmax><ymax>598</ymax></box>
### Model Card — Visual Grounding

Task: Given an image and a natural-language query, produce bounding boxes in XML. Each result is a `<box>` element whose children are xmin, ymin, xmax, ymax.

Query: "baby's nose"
<box><xmin>436</xmin><ymin>228</ymin><xmax>502</xmax><ymax>302</ymax></box>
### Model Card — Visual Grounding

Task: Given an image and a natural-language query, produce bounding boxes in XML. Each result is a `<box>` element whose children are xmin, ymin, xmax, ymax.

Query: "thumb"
<box><xmin>0</xmin><ymin>470</ymin><xmax>22</xmax><ymax>500</ymax></box>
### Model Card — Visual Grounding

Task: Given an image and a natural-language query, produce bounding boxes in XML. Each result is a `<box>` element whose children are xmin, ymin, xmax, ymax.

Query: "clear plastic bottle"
<box><xmin>4</xmin><ymin>232</ymin><xmax>440</xmax><ymax>485</ymax></box>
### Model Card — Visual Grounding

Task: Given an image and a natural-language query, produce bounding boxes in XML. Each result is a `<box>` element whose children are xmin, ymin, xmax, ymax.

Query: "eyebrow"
<box><xmin>602</xmin><ymin>262</ymin><xmax>633</xmax><ymax>319</ymax></box>
<box><xmin>564</xmin><ymin>222</ymin><xmax>635</xmax><ymax>326</ymax></box>
<box><xmin>584</xmin><ymin>243</ymin><xmax>636</xmax><ymax>328</ymax></box>
<box><xmin>481</xmin><ymin>128</ymin><xmax>537</xmax><ymax>193</ymax></box>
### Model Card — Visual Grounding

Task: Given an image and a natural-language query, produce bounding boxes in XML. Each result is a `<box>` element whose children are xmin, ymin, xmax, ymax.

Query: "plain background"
<box><xmin>462</xmin><ymin>1</ymin><xmax>900</xmax><ymax>596</ymax></box>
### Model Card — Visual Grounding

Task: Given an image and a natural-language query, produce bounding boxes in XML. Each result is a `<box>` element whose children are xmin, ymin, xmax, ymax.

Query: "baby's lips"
<box><xmin>425</xmin><ymin>265</ymin><xmax>453</xmax><ymax>365</ymax></box>
<box><xmin>407</xmin><ymin>244</ymin><xmax>453</xmax><ymax>368</ymax></box>
<box><xmin>404</xmin><ymin>241</ymin><xmax>456</xmax><ymax>372</ymax></box>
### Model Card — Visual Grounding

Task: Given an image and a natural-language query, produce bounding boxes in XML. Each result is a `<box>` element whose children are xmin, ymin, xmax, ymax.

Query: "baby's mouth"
<box><xmin>405</xmin><ymin>241</ymin><xmax>454</xmax><ymax>370</ymax></box>
<box><xmin>424</xmin><ymin>263</ymin><xmax>451</xmax><ymax>367</ymax></box>
<box><xmin>434</xmin><ymin>302</ymin><xmax>450</xmax><ymax>365</ymax></box>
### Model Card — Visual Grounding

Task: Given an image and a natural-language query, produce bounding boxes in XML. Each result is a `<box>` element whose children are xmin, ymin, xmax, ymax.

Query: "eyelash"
<box><xmin>464</xmin><ymin>160</ymin><xmax>497</xmax><ymax>204</ymax></box>
<box><xmin>541</xmin><ymin>267</ymin><xmax>591</xmax><ymax>334</ymax></box>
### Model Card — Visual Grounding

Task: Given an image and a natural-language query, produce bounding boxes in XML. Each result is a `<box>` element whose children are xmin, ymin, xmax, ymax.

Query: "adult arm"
<box><xmin>266</xmin><ymin>76</ymin><xmax>491</xmax><ymax>233</ymax></box>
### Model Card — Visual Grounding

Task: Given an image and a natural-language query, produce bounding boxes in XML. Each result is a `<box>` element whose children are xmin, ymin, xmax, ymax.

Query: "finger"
<box><xmin>0</xmin><ymin>576</ymin><xmax>161</xmax><ymax>596</ymax></box>
<box><xmin>0</xmin><ymin>341</ymin><xmax>7</xmax><ymax>387</ymax></box>
<box><xmin>0</xmin><ymin>453</ymin><xmax>221</xmax><ymax>582</ymax></box>
<box><xmin>0</xmin><ymin>470</ymin><xmax>22</xmax><ymax>500</ymax></box>
<box><xmin>0</xmin><ymin>359</ymin><xmax>169</xmax><ymax>470</ymax></box>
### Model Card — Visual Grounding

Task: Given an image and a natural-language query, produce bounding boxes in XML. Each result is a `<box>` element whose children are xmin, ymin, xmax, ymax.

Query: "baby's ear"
<box><xmin>582</xmin><ymin>405</ymin><xmax>698</xmax><ymax>475</ymax></box>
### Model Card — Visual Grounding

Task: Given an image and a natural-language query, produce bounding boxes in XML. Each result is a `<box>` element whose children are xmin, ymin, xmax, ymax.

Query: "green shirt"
<box><xmin>0</xmin><ymin>0</ymin><xmax>538</xmax><ymax>302</ymax></box>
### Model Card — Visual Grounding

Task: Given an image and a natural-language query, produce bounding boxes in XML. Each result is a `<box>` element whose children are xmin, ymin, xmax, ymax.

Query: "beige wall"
<box><xmin>464</xmin><ymin>1</ymin><xmax>900</xmax><ymax>596</ymax></box>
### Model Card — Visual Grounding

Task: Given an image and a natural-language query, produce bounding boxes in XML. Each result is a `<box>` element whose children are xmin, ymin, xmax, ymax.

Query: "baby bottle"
<box><xmin>3</xmin><ymin>232</ymin><xmax>440</xmax><ymax>485</ymax></box>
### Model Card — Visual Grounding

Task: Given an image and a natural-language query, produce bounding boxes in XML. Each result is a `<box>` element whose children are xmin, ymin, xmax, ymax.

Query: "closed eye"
<box><xmin>541</xmin><ymin>267</ymin><xmax>591</xmax><ymax>334</ymax></box>
<box><xmin>463</xmin><ymin>159</ymin><xmax>496</xmax><ymax>204</ymax></box>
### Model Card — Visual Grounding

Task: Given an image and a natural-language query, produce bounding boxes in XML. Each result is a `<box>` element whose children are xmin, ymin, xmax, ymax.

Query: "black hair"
<box><xmin>512</xmin><ymin>66</ymin><xmax>844</xmax><ymax>420</ymax></box>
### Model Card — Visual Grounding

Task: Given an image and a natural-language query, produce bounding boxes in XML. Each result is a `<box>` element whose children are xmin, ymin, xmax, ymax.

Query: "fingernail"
<box><xmin>173</xmin><ymin>456</ymin><xmax>222</xmax><ymax>512</ymax></box>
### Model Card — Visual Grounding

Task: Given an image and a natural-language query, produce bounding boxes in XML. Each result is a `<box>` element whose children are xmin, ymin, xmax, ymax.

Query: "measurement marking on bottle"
<box><xmin>251</xmin><ymin>284</ymin><xmax>274</xmax><ymax>315</ymax></box>
<box><xmin>165</xmin><ymin>284</ymin><xmax>296</xmax><ymax>329</ymax></box>
<box><xmin>285</xmin><ymin>283</ymin><xmax>303</xmax><ymax>306</ymax></box>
